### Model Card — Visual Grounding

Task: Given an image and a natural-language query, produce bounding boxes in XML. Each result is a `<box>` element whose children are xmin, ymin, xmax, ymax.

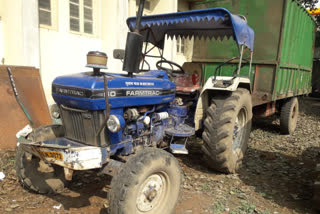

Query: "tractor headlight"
<box><xmin>107</xmin><ymin>115</ymin><xmax>121</xmax><ymax>133</ymax></box>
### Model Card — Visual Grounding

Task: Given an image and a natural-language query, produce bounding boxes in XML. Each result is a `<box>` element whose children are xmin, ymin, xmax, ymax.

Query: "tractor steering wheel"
<box><xmin>156</xmin><ymin>60</ymin><xmax>185</xmax><ymax>77</ymax></box>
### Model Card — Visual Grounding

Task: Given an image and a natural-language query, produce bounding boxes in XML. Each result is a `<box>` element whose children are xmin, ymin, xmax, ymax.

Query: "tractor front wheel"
<box><xmin>202</xmin><ymin>88</ymin><xmax>252</xmax><ymax>173</ymax></box>
<box><xmin>108</xmin><ymin>147</ymin><xmax>181</xmax><ymax>214</ymax></box>
<box><xmin>16</xmin><ymin>146</ymin><xmax>66</xmax><ymax>194</ymax></box>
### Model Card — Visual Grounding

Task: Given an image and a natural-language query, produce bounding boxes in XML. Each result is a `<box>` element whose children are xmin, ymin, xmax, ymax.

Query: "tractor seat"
<box><xmin>173</xmin><ymin>62</ymin><xmax>202</xmax><ymax>94</ymax></box>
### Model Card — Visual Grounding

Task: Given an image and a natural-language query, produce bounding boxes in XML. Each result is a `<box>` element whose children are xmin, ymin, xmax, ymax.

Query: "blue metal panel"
<box><xmin>52</xmin><ymin>70</ymin><xmax>176</xmax><ymax>110</ymax></box>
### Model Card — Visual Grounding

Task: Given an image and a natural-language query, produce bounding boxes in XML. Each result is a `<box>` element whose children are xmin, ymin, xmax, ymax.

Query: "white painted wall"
<box><xmin>0</xmin><ymin>0</ymin><xmax>179</xmax><ymax>105</ymax></box>
<box><xmin>40</xmin><ymin>0</ymin><xmax>102</xmax><ymax>105</ymax></box>
<box><xmin>174</xmin><ymin>0</ymin><xmax>193</xmax><ymax>66</ymax></box>
<box><xmin>0</xmin><ymin>0</ymin><xmax>40</xmax><ymax>67</ymax></box>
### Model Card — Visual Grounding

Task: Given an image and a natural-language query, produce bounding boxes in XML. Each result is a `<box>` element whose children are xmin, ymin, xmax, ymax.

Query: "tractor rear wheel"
<box><xmin>16</xmin><ymin>146</ymin><xmax>66</xmax><ymax>194</ymax></box>
<box><xmin>280</xmin><ymin>97</ymin><xmax>299</xmax><ymax>135</ymax></box>
<box><xmin>108</xmin><ymin>147</ymin><xmax>181</xmax><ymax>214</ymax></box>
<box><xmin>202</xmin><ymin>88</ymin><xmax>252</xmax><ymax>173</ymax></box>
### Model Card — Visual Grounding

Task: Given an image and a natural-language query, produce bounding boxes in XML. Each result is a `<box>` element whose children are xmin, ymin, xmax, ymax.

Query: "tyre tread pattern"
<box><xmin>15</xmin><ymin>146</ymin><xmax>66</xmax><ymax>194</ymax></box>
<box><xmin>108</xmin><ymin>148</ymin><xmax>181</xmax><ymax>214</ymax></box>
<box><xmin>202</xmin><ymin>88</ymin><xmax>252</xmax><ymax>173</ymax></box>
<box><xmin>280</xmin><ymin>97</ymin><xmax>299</xmax><ymax>135</ymax></box>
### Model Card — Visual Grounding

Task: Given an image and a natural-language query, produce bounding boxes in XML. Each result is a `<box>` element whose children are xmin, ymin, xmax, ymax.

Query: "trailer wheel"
<box><xmin>15</xmin><ymin>146</ymin><xmax>66</xmax><ymax>194</ymax></box>
<box><xmin>313</xmin><ymin>164</ymin><xmax>320</xmax><ymax>211</ymax></box>
<box><xmin>108</xmin><ymin>148</ymin><xmax>181</xmax><ymax>214</ymax></box>
<box><xmin>280</xmin><ymin>97</ymin><xmax>299</xmax><ymax>135</ymax></box>
<box><xmin>202</xmin><ymin>88</ymin><xmax>252</xmax><ymax>173</ymax></box>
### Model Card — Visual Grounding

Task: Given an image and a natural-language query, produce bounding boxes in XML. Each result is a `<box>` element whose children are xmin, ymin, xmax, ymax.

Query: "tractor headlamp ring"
<box><xmin>107</xmin><ymin>115</ymin><xmax>121</xmax><ymax>133</ymax></box>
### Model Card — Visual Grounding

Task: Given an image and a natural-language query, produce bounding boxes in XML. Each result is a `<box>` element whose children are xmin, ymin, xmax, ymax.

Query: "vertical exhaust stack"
<box><xmin>123</xmin><ymin>0</ymin><xmax>145</xmax><ymax>76</ymax></box>
<box><xmin>134</xmin><ymin>0</ymin><xmax>146</xmax><ymax>33</ymax></box>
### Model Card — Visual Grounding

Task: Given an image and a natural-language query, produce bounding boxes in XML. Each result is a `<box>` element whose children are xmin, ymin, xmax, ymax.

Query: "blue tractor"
<box><xmin>12</xmin><ymin>1</ymin><xmax>254</xmax><ymax>213</ymax></box>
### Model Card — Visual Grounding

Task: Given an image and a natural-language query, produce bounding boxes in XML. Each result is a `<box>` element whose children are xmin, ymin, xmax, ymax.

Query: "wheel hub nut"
<box><xmin>145</xmin><ymin>188</ymin><xmax>157</xmax><ymax>202</ymax></box>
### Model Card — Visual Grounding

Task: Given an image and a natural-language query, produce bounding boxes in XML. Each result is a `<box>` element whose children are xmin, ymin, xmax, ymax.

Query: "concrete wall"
<box><xmin>0</xmin><ymin>0</ymin><xmax>40</xmax><ymax>67</ymax></box>
<box><xmin>0</xmin><ymin>0</ymin><xmax>179</xmax><ymax>105</ymax></box>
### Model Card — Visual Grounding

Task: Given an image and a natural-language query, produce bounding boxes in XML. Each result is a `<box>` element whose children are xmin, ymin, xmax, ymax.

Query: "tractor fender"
<box><xmin>194</xmin><ymin>76</ymin><xmax>251</xmax><ymax>130</ymax></box>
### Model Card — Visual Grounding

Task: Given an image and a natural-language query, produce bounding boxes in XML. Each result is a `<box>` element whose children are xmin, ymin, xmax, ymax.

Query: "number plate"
<box><xmin>39</xmin><ymin>151</ymin><xmax>63</xmax><ymax>161</ymax></box>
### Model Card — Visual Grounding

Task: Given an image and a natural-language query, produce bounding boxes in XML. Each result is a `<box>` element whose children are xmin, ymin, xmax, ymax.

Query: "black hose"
<box><xmin>7</xmin><ymin>67</ymin><xmax>33</xmax><ymax>127</ymax></box>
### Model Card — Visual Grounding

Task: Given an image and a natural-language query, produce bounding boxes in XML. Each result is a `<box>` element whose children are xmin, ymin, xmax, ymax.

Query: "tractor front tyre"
<box><xmin>202</xmin><ymin>88</ymin><xmax>252</xmax><ymax>173</ymax></box>
<box><xmin>108</xmin><ymin>148</ymin><xmax>181</xmax><ymax>214</ymax></box>
<box><xmin>15</xmin><ymin>146</ymin><xmax>66</xmax><ymax>194</ymax></box>
<box><xmin>280</xmin><ymin>97</ymin><xmax>299</xmax><ymax>135</ymax></box>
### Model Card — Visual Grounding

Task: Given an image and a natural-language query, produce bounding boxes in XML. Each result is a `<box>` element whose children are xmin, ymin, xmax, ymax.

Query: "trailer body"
<box><xmin>192</xmin><ymin>0</ymin><xmax>316</xmax><ymax>106</ymax></box>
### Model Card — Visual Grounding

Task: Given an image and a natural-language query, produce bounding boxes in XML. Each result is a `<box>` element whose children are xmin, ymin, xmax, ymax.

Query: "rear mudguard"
<box><xmin>194</xmin><ymin>76</ymin><xmax>251</xmax><ymax>131</ymax></box>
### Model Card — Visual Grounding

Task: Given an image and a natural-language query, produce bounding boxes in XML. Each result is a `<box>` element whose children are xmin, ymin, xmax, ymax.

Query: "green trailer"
<box><xmin>192</xmin><ymin>0</ymin><xmax>315</xmax><ymax>106</ymax></box>
<box><xmin>185</xmin><ymin>0</ymin><xmax>316</xmax><ymax>173</ymax></box>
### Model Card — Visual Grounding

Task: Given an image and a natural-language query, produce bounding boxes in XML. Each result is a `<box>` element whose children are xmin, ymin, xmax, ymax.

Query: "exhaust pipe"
<box><xmin>123</xmin><ymin>0</ymin><xmax>146</xmax><ymax>76</ymax></box>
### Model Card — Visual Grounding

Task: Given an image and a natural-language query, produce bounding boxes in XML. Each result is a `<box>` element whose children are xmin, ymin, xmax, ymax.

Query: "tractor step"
<box><xmin>170</xmin><ymin>144</ymin><xmax>188</xmax><ymax>155</ymax></box>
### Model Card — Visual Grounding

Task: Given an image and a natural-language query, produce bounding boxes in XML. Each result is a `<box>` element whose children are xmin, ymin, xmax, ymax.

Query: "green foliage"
<box><xmin>230</xmin><ymin>201</ymin><xmax>256</xmax><ymax>214</ymax></box>
<box><xmin>299</xmin><ymin>0</ymin><xmax>319</xmax><ymax>9</ymax></box>
<box><xmin>211</xmin><ymin>200</ymin><xmax>226</xmax><ymax>214</ymax></box>
<box><xmin>299</xmin><ymin>0</ymin><xmax>320</xmax><ymax>28</ymax></box>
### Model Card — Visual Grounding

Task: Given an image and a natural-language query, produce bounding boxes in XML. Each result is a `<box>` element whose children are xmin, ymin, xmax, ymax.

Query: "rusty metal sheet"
<box><xmin>0</xmin><ymin>65</ymin><xmax>52</xmax><ymax>149</ymax></box>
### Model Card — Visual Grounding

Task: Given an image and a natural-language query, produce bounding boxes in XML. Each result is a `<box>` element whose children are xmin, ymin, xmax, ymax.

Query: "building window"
<box><xmin>38</xmin><ymin>0</ymin><xmax>58</xmax><ymax>30</ymax></box>
<box><xmin>83</xmin><ymin>0</ymin><xmax>93</xmax><ymax>34</ymax></box>
<box><xmin>177</xmin><ymin>37</ymin><xmax>185</xmax><ymax>54</ymax></box>
<box><xmin>39</xmin><ymin>0</ymin><xmax>52</xmax><ymax>26</ymax></box>
<box><xmin>70</xmin><ymin>0</ymin><xmax>94</xmax><ymax>35</ymax></box>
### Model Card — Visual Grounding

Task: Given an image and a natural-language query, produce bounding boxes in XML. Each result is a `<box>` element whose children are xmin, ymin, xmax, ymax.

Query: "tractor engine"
<box><xmin>51</xmin><ymin>52</ymin><xmax>193</xmax><ymax>156</ymax></box>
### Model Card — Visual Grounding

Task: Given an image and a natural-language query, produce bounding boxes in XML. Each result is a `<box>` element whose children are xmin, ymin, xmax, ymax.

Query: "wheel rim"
<box><xmin>292</xmin><ymin>105</ymin><xmax>297</xmax><ymax>119</ymax></box>
<box><xmin>232</xmin><ymin>107</ymin><xmax>247</xmax><ymax>152</ymax></box>
<box><xmin>136</xmin><ymin>172</ymin><xmax>168</xmax><ymax>212</ymax></box>
<box><xmin>291</xmin><ymin>106</ymin><xmax>297</xmax><ymax>119</ymax></box>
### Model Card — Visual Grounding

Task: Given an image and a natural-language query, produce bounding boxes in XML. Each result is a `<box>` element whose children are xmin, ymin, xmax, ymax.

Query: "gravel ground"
<box><xmin>0</xmin><ymin>97</ymin><xmax>319</xmax><ymax>214</ymax></box>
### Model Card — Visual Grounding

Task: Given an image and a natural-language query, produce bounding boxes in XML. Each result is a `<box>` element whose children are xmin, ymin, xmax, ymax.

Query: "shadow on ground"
<box><xmin>43</xmin><ymin>170</ymin><xmax>111</xmax><ymax>213</ymax></box>
<box><xmin>239</xmin><ymin>146</ymin><xmax>319</xmax><ymax>213</ymax></box>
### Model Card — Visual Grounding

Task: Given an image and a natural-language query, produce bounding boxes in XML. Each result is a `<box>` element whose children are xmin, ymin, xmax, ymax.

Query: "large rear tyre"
<box><xmin>202</xmin><ymin>88</ymin><xmax>252</xmax><ymax>173</ymax></box>
<box><xmin>280</xmin><ymin>97</ymin><xmax>299</xmax><ymax>135</ymax></box>
<box><xmin>108</xmin><ymin>148</ymin><xmax>181</xmax><ymax>214</ymax></box>
<box><xmin>15</xmin><ymin>146</ymin><xmax>66</xmax><ymax>194</ymax></box>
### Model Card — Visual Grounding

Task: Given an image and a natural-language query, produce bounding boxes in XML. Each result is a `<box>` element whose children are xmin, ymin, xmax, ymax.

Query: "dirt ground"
<box><xmin>0</xmin><ymin>97</ymin><xmax>319</xmax><ymax>214</ymax></box>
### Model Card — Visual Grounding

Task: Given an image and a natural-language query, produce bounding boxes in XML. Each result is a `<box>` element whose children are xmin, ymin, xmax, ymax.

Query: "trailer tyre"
<box><xmin>15</xmin><ymin>146</ymin><xmax>66</xmax><ymax>194</ymax></box>
<box><xmin>108</xmin><ymin>148</ymin><xmax>181</xmax><ymax>214</ymax></box>
<box><xmin>280</xmin><ymin>97</ymin><xmax>299</xmax><ymax>135</ymax></box>
<box><xmin>202</xmin><ymin>88</ymin><xmax>252</xmax><ymax>173</ymax></box>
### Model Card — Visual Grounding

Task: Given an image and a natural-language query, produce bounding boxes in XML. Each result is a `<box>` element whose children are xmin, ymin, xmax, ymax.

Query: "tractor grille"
<box><xmin>59</xmin><ymin>105</ymin><xmax>108</xmax><ymax>146</ymax></box>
